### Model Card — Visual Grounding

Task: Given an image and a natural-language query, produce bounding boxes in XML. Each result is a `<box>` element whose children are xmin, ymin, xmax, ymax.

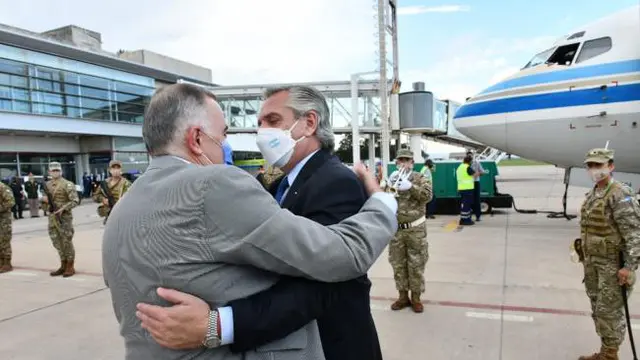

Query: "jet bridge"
<box><xmin>178</xmin><ymin>79</ymin><xmax>391</xmax><ymax>135</ymax></box>
<box><xmin>396</xmin><ymin>87</ymin><xmax>507</xmax><ymax>163</ymax></box>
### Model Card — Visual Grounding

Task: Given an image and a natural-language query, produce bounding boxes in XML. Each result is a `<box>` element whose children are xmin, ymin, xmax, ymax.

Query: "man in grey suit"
<box><xmin>101</xmin><ymin>83</ymin><xmax>398</xmax><ymax>360</ymax></box>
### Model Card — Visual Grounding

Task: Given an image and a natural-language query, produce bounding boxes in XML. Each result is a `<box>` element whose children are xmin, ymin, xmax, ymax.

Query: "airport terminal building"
<box><xmin>0</xmin><ymin>23</ymin><xmax>217</xmax><ymax>185</ymax></box>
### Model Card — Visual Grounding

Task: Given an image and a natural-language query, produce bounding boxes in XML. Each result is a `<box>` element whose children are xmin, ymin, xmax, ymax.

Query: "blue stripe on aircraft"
<box><xmin>478</xmin><ymin>59</ymin><xmax>640</xmax><ymax>95</ymax></box>
<box><xmin>454</xmin><ymin>82</ymin><xmax>640</xmax><ymax>119</ymax></box>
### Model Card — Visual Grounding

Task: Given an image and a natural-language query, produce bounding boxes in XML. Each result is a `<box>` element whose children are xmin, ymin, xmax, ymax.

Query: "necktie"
<box><xmin>274</xmin><ymin>177</ymin><xmax>290</xmax><ymax>205</ymax></box>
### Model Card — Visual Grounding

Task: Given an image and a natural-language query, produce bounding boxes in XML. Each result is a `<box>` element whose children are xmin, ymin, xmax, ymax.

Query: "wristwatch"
<box><xmin>202</xmin><ymin>310</ymin><xmax>221</xmax><ymax>348</ymax></box>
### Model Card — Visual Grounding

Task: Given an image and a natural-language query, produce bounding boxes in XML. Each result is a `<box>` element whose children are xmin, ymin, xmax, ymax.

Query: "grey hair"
<box><xmin>263</xmin><ymin>85</ymin><xmax>334</xmax><ymax>151</ymax></box>
<box><xmin>142</xmin><ymin>83</ymin><xmax>217</xmax><ymax>156</ymax></box>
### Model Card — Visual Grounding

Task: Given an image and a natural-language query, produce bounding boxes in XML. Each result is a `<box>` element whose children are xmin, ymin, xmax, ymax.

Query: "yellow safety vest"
<box><xmin>456</xmin><ymin>163</ymin><xmax>474</xmax><ymax>191</ymax></box>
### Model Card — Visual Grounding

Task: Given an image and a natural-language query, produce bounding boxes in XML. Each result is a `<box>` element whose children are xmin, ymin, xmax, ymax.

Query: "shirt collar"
<box><xmin>286</xmin><ymin>150</ymin><xmax>319</xmax><ymax>186</ymax></box>
<box><xmin>171</xmin><ymin>155</ymin><xmax>192</xmax><ymax>164</ymax></box>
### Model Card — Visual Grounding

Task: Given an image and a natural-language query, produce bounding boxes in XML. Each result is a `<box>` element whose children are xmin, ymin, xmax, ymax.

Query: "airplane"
<box><xmin>452</xmin><ymin>4</ymin><xmax>640</xmax><ymax>217</ymax></box>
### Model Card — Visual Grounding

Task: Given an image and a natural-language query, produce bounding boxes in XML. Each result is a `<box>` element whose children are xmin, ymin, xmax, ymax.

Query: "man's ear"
<box><xmin>303</xmin><ymin>111</ymin><xmax>319</xmax><ymax>136</ymax></box>
<box><xmin>185</xmin><ymin>127</ymin><xmax>202</xmax><ymax>155</ymax></box>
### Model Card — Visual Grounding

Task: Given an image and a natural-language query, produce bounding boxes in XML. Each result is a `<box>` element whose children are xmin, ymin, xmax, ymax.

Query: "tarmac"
<box><xmin>1</xmin><ymin>165</ymin><xmax>639</xmax><ymax>360</ymax></box>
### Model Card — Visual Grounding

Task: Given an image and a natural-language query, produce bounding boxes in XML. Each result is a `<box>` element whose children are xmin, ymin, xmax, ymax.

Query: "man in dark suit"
<box><xmin>136</xmin><ymin>85</ymin><xmax>385</xmax><ymax>360</ymax></box>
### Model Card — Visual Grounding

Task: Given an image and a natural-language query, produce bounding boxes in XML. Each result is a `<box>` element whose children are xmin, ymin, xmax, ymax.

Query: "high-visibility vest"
<box><xmin>420</xmin><ymin>166</ymin><xmax>432</xmax><ymax>181</ymax></box>
<box><xmin>456</xmin><ymin>163</ymin><xmax>474</xmax><ymax>191</ymax></box>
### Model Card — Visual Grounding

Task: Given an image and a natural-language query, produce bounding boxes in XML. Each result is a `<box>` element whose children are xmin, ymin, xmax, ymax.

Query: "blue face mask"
<box><xmin>223</xmin><ymin>141</ymin><xmax>234</xmax><ymax>165</ymax></box>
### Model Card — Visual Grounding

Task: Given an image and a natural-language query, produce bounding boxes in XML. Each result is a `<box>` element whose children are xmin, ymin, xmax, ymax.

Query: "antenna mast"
<box><xmin>374</xmin><ymin>0</ymin><xmax>400</xmax><ymax>170</ymax></box>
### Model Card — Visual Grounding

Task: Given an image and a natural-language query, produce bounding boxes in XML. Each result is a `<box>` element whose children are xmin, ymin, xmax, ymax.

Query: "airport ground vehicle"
<box><xmin>387</xmin><ymin>160</ymin><xmax>513</xmax><ymax>215</ymax></box>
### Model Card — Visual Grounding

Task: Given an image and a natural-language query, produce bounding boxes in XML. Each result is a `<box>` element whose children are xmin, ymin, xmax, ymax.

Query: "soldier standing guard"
<box><xmin>383</xmin><ymin>149</ymin><xmax>433</xmax><ymax>313</ymax></box>
<box><xmin>0</xmin><ymin>181</ymin><xmax>15</xmax><ymax>273</ymax></box>
<box><xmin>92</xmin><ymin>160</ymin><xmax>131</xmax><ymax>225</ymax></box>
<box><xmin>577</xmin><ymin>148</ymin><xmax>640</xmax><ymax>360</ymax></box>
<box><xmin>41</xmin><ymin>162</ymin><xmax>80</xmax><ymax>277</ymax></box>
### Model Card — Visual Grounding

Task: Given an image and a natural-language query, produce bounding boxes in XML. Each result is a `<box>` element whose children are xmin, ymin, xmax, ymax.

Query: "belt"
<box><xmin>398</xmin><ymin>216</ymin><xmax>426</xmax><ymax>230</ymax></box>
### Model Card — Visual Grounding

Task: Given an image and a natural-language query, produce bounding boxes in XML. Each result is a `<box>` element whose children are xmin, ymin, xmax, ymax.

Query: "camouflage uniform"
<box><xmin>383</xmin><ymin>149</ymin><xmax>433</xmax><ymax>313</ymax></box>
<box><xmin>42</xmin><ymin>162</ymin><xmax>80</xmax><ymax>277</ymax></box>
<box><xmin>262</xmin><ymin>165</ymin><xmax>284</xmax><ymax>189</ymax></box>
<box><xmin>92</xmin><ymin>160</ymin><xmax>131</xmax><ymax>225</ymax></box>
<box><xmin>578</xmin><ymin>148</ymin><xmax>640</xmax><ymax>360</ymax></box>
<box><xmin>0</xmin><ymin>181</ymin><xmax>15</xmax><ymax>273</ymax></box>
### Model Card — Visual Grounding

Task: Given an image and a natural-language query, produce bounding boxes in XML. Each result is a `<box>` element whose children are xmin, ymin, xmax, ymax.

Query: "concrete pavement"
<box><xmin>1</xmin><ymin>165</ymin><xmax>637</xmax><ymax>359</ymax></box>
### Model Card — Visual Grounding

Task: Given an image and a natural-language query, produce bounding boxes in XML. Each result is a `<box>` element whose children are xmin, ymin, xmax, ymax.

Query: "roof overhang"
<box><xmin>0</xmin><ymin>27</ymin><xmax>218</xmax><ymax>87</ymax></box>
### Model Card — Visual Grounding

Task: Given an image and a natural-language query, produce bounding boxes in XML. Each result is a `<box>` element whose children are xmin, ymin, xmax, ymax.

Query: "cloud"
<box><xmin>397</xmin><ymin>5</ymin><xmax>470</xmax><ymax>16</ymax></box>
<box><xmin>400</xmin><ymin>35</ymin><xmax>557</xmax><ymax>102</ymax></box>
<box><xmin>0</xmin><ymin>0</ymin><xmax>377</xmax><ymax>85</ymax></box>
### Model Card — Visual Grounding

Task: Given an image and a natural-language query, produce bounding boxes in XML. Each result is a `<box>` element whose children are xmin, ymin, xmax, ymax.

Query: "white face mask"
<box><xmin>589</xmin><ymin>167</ymin><xmax>610</xmax><ymax>182</ymax></box>
<box><xmin>256</xmin><ymin>120</ymin><xmax>306</xmax><ymax>168</ymax></box>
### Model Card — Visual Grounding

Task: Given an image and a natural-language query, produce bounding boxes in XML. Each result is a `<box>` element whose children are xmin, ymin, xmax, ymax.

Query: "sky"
<box><xmin>0</xmin><ymin>0</ymin><xmax>637</xmax><ymax>153</ymax></box>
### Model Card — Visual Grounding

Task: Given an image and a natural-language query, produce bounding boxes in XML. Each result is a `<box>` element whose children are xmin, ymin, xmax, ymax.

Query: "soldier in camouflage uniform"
<box><xmin>577</xmin><ymin>148</ymin><xmax>640</xmax><ymax>360</ymax></box>
<box><xmin>0</xmin><ymin>181</ymin><xmax>15</xmax><ymax>273</ymax></box>
<box><xmin>383</xmin><ymin>149</ymin><xmax>433</xmax><ymax>313</ymax></box>
<box><xmin>92</xmin><ymin>160</ymin><xmax>132</xmax><ymax>225</ymax></box>
<box><xmin>42</xmin><ymin>162</ymin><xmax>80</xmax><ymax>278</ymax></box>
<box><xmin>262</xmin><ymin>164</ymin><xmax>284</xmax><ymax>189</ymax></box>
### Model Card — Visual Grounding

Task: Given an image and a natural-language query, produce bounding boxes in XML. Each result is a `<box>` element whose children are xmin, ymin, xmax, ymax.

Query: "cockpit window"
<box><xmin>545</xmin><ymin>43</ymin><xmax>581</xmax><ymax>66</ymax></box>
<box><xmin>576</xmin><ymin>37</ymin><xmax>612</xmax><ymax>63</ymax></box>
<box><xmin>523</xmin><ymin>47</ymin><xmax>555</xmax><ymax>69</ymax></box>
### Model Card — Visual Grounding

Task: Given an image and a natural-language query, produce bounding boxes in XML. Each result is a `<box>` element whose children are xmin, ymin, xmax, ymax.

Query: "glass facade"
<box><xmin>217</xmin><ymin>93</ymin><xmax>382</xmax><ymax>130</ymax></box>
<box><xmin>0</xmin><ymin>152</ymin><xmax>76</xmax><ymax>182</ymax></box>
<box><xmin>0</xmin><ymin>44</ymin><xmax>155</xmax><ymax>124</ymax></box>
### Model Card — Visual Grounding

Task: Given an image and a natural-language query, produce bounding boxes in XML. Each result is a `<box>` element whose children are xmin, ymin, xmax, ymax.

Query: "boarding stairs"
<box><xmin>476</xmin><ymin>147</ymin><xmax>508</xmax><ymax>164</ymax></box>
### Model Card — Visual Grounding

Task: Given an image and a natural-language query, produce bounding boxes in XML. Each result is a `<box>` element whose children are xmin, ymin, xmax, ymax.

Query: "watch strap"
<box><xmin>203</xmin><ymin>310</ymin><xmax>220</xmax><ymax>348</ymax></box>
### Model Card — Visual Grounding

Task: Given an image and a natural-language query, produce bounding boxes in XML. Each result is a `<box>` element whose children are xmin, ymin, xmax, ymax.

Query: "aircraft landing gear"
<box><xmin>546</xmin><ymin>168</ymin><xmax>577</xmax><ymax>220</ymax></box>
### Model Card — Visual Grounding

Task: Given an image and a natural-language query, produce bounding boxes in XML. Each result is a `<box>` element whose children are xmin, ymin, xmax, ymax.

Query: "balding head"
<box><xmin>143</xmin><ymin>83</ymin><xmax>227</xmax><ymax>165</ymax></box>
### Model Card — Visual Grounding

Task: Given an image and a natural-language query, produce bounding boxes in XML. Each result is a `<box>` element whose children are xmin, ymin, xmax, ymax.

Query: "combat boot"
<box><xmin>391</xmin><ymin>291</ymin><xmax>411</xmax><ymax>310</ymax></box>
<box><xmin>62</xmin><ymin>259</ymin><xmax>75</xmax><ymax>277</ymax></box>
<box><xmin>578</xmin><ymin>344</ymin><xmax>618</xmax><ymax>360</ymax></box>
<box><xmin>410</xmin><ymin>292</ymin><xmax>424</xmax><ymax>313</ymax></box>
<box><xmin>599</xmin><ymin>345</ymin><xmax>618</xmax><ymax>360</ymax></box>
<box><xmin>0</xmin><ymin>257</ymin><xmax>12</xmax><ymax>273</ymax></box>
<box><xmin>50</xmin><ymin>260</ymin><xmax>66</xmax><ymax>276</ymax></box>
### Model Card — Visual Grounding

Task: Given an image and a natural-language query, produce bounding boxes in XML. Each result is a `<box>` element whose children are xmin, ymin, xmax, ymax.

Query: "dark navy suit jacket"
<box><xmin>228</xmin><ymin>149</ymin><xmax>383</xmax><ymax>360</ymax></box>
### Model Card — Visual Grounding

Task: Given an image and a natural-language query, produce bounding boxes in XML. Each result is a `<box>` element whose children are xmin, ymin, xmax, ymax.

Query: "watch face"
<box><xmin>204</xmin><ymin>337</ymin><xmax>220</xmax><ymax>348</ymax></box>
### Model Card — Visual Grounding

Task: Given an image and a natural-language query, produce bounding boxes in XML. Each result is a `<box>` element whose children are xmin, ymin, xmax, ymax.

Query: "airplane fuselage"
<box><xmin>453</xmin><ymin>6</ymin><xmax>640</xmax><ymax>174</ymax></box>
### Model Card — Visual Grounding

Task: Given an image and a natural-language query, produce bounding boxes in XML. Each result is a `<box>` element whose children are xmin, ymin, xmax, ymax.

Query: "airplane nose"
<box><xmin>452</xmin><ymin>97</ymin><xmax>509</xmax><ymax>151</ymax></box>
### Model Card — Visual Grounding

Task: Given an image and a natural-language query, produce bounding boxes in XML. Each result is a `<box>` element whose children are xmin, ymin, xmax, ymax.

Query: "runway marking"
<box><xmin>13</xmin><ymin>266</ymin><xmax>102</xmax><ymax>277</ymax></box>
<box><xmin>466</xmin><ymin>311</ymin><xmax>534</xmax><ymax>322</ymax></box>
<box><xmin>632</xmin><ymin>324</ymin><xmax>640</xmax><ymax>331</ymax></box>
<box><xmin>54</xmin><ymin>276</ymin><xmax>85</xmax><ymax>282</ymax></box>
<box><xmin>6</xmin><ymin>271</ymin><xmax>37</xmax><ymax>277</ymax></box>
<box><xmin>443</xmin><ymin>220</ymin><xmax>461</xmax><ymax>232</ymax></box>
<box><xmin>369</xmin><ymin>296</ymin><xmax>640</xmax><ymax>320</ymax></box>
<box><xmin>10</xmin><ymin>266</ymin><xmax>640</xmax><ymax>320</ymax></box>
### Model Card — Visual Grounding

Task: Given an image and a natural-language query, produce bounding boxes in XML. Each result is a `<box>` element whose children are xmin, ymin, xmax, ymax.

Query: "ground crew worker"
<box><xmin>384</xmin><ymin>149</ymin><xmax>433</xmax><ymax>313</ymax></box>
<box><xmin>93</xmin><ymin>160</ymin><xmax>131</xmax><ymax>225</ymax></box>
<box><xmin>0</xmin><ymin>181</ymin><xmax>15</xmax><ymax>273</ymax></box>
<box><xmin>468</xmin><ymin>151</ymin><xmax>487</xmax><ymax>221</ymax></box>
<box><xmin>577</xmin><ymin>148</ymin><xmax>640</xmax><ymax>360</ymax></box>
<box><xmin>457</xmin><ymin>155</ymin><xmax>475</xmax><ymax>225</ymax></box>
<box><xmin>42</xmin><ymin>162</ymin><xmax>80</xmax><ymax>278</ymax></box>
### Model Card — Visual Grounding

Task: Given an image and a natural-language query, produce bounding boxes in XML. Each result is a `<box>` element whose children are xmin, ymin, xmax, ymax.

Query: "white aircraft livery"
<box><xmin>453</xmin><ymin>5</ymin><xmax>640</xmax><ymax>192</ymax></box>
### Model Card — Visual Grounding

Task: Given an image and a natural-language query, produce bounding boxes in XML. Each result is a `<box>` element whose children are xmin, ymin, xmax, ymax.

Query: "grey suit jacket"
<box><xmin>102</xmin><ymin>155</ymin><xmax>397</xmax><ymax>360</ymax></box>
